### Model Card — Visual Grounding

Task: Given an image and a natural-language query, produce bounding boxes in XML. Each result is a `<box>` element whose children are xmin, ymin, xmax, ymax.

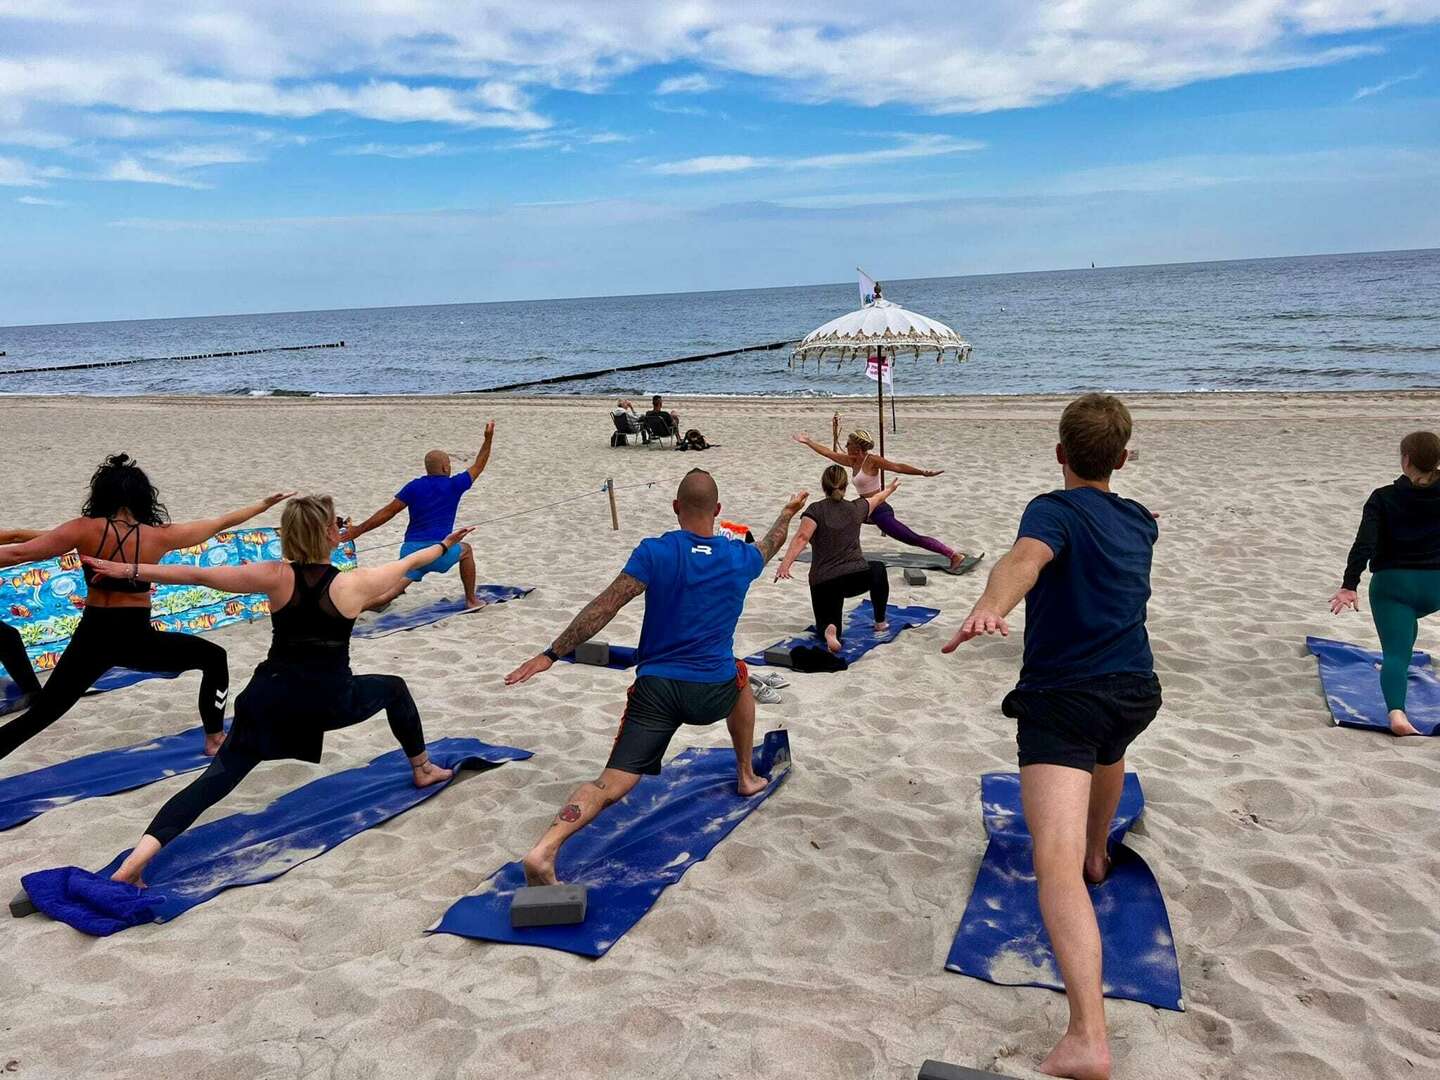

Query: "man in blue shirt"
<box><xmin>506</xmin><ymin>469</ymin><xmax>806</xmax><ymax>886</ymax></box>
<box><xmin>942</xmin><ymin>394</ymin><xmax>1160</xmax><ymax>1080</ymax></box>
<box><xmin>342</xmin><ymin>422</ymin><xmax>495</xmax><ymax>609</ymax></box>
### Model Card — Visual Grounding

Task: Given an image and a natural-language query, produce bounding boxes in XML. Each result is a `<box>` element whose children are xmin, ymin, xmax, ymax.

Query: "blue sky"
<box><xmin>2</xmin><ymin>2</ymin><xmax>1438</xmax><ymax>324</ymax></box>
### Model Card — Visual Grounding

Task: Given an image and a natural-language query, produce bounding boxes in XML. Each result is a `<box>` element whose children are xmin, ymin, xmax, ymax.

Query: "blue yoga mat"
<box><xmin>0</xmin><ymin>724</ymin><xmax>219</xmax><ymax>831</ymax></box>
<box><xmin>945</xmin><ymin>772</ymin><xmax>1183</xmax><ymax>1012</ymax></box>
<box><xmin>744</xmin><ymin>601</ymin><xmax>939</xmax><ymax>666</ymax></box>
<box><xmin>1306</xmin><ymin>636</ymin><xmax>1440</xmax><ymax>735</ymax></box>
<box><xmin>20</xmin><ymin>737</ymin><xmax>532</xmax><ymax>935</ymax></box>
<box><xmin>560</xmin><ymin>644</ymin><xmax>639</xmax><ymax>671</ymax></box>
<box><xmin>353</xmin><ymin>587</ymin><xmax>533</xmax><ymax>639</ymax></box>
<box><xmin>432</xmin><ymin>729</ymin><xmax>792</xmax><ymax>957</ymax></box>
<box><xmin>1</xmin><ymin>666</ymin><xmax>180</xmax><ymax>718</ymax></box>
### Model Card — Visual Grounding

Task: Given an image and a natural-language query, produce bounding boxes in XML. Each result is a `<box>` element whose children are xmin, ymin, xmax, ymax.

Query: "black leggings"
<box><xmin>1</xmin><ymin>620</ymin><xmax>41</xmax><ymax>695</ymax></box>
<box><xmin>145</xmin><ymin>672</ymin><xmax>425</xmax><ymax>846</ymax></box>
<box><xmin>809</xmin><ymin>561</ymin><xmax>889</xmax><ymax>641</ymax></box>
<box><xmin>0</xmin><ymin>606</ymin><xmax>228</xmax><ymax>761</ymax></box>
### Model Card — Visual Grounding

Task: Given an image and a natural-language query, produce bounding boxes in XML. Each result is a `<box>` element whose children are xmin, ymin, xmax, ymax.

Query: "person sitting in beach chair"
<box><xmin>611</xmin><ymin>400</ymin><xmax>647</xmax><ymax>447</ymax></box>
<box><xmin>341</xmin><ymin>423</ymin><xmax>495</xmax><ymax>610</ymax></box>
<box><xmin>503</xmin><ymin>469</ymin><xmax>807</xmax><ymax>886</ymax></box>
<box><xmin>642</xmin><ymin>395</ymin><xmax>680</xmax><ymax>446</ymax></box>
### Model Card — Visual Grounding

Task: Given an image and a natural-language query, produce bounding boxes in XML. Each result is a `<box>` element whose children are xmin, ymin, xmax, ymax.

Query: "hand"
<box><xmin>920</xmin><ymin>469</ymin><xmax>944</xmax><ymax>478</ymax></box>
<box><xmin>483</xmin><ymin>421</ymin><xmax>495</xmax><ymax>441</ymax></box>
<box><xmin>886</xmin><ymin>479</ymin><xmax>902</xmax><ymax>493</ymax></box>
<box><xmin>791</xmin><ymin>433</ymin><xmax>812</xmax><ymax>446</ymax></box>
<box><xmin>261</xmin><ymin>491</ymin><xmax>297</xmax><ymax>510</ymax></box>
<box><xmin>774</xmin><ymin>563</ymin><xmax>793</xmax><ymax>582</ymax></box>
<box><xmin>80</xmin><ymin>555</ymin><xmax>130</xmax><ymax>580</ymax></box>
<box><xmin>443</xmin><ymin>527</ymin><xmax>474</xmax><ymax>549</ymax></box>
<box><xmin>783</xmin><ymin>490</ymin><xmax>809</xmax><ymax>515</ymax></box>
<box><xmin>505</xmin><ymin>652</ymin><xmax>555</xmax><ymax>686</ymax></box>
<box><xmin>1329</xmin><ymin>588</ymin><xmax>1358</xmax><ymax>615</ymax></box>
<box><xmin>941</xmin><ymin>608</ymin><xmax>1009</xmax><ymax>652</ymax></box>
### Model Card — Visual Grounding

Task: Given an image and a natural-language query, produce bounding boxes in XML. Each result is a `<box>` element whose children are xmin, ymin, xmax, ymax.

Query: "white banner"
<box><xmin>865</xmin><ymin>354</ymin><xmax>893</xmax><ymax>386</ymax></box>
<box><xmin>858</xmin><ymin>268</ymin><xmax>879</xmax><ymax>306</ymax></box>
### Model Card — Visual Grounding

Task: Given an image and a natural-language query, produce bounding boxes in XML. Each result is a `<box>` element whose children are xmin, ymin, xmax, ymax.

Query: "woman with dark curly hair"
<box><xmin>0</xmin><ymin>454</ymin><xmax>291</xmax><ymax>760</ymax></box>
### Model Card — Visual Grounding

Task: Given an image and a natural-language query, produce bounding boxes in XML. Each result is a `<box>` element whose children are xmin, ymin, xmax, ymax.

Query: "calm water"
<box><xmin>1</xmin><ymin>249</ymin><xmax>1436</xmax><ymax>397</ymax></box>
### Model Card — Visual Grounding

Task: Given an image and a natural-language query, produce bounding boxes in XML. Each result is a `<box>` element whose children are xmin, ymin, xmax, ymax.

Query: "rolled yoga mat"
<box><xmin>1306</xmin><ymin>636</ymin><xmax>1439</xmax><ymax>735</ymax></box>
<box><xmin>431</xmin><ymin>729</ymin><xmax>791</xmax><ymax>957</ymax></box>
<box><xmin>945</xmin><ymin>771</ymin><xmax>1183</xmax><ymax>1011</ymax></box>
<box><xmin>18</xmin><ymin>736</ymin><xmax>532</xmax><ymax>935</ymax></box>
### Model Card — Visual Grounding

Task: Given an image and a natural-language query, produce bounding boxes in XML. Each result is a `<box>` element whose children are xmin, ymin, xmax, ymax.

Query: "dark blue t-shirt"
<box><xmin>1016</xmin><ymin>487</ymin><xmax>1157</xmax><ymax>689</ymax></box>
<box><xmin>396</xmin><ymin>472</ymin><xmax>473</xmax><ymax>542</ymax></box>
<box><xmin>623</xmin><ymin>529</ymin><xmax>765</xmax><ymax>683</ymax></box>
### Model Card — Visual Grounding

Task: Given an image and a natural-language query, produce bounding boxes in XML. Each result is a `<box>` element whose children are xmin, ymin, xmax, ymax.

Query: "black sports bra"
<box><xmin>82</xmin><ymin>518</ymin><xmax>150</xmax><ymax>593</ymax></box>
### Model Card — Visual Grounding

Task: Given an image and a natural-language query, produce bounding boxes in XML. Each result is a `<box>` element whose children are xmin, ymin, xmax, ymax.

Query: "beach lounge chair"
<box><xmin>640</xmin><ymin>411</ymin><xmax>677</xmax><ymax>447</ymax></box>
<box><xmin>611</xmin><ymin>409</ymin><xmax>647</xmax><ymax>447</ymax></box>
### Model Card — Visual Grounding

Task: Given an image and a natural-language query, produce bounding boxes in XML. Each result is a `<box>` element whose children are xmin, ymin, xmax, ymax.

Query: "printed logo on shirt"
<box><xmin>690</xmin><ymin>544</ymin><xmax>713</xmax><ymax>556</ymax></box>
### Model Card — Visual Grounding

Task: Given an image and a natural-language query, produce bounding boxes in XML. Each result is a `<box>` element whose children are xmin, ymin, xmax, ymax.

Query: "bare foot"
<box><xmin>949</xmin><ymin>551</ymin><xmax>968</xmax><ymax>572</ymax></box>
<box><xmin>1083</xmin><ymin>852</ymin><xmax>1112</xmax><ymax>886</ymax></box>
<box><xmin>1389</xmin><ymin>710</ymin><xmax>1422</xmax><ymax>736</ymax></box>
<box><xmin>1039</xmin><ymin>1030</ymin><xmax>1111</xmax><ymax>1080</ymax></box>
<box><xmin>412</xmin><ymin>761</ymin><xmax>454</xmax><ymax>788</ymax></box>
<box><xmin>109</xmin><ymin>866</ymin><xmax>147</xmax><ymax>888</ymax></box>
<box><xmin>464</xmin><ymin>597</ymin><xmax>487</xmax><ymax>611</ymax></box>
<box><xmin>824</xmin><ymin>624</ymin><xmax>842</xmax><ymax>654</ymax></box>
<box><xmin>521</xmin><ymin>849</ymin><xmax>559</xmax><ymax>886</ymax></box>
<box><xmin>204</xmin><ymin>731</ymin><xmax>226</xmax><ymax>757</ymax></box>
<box><xmin>873</xmin><ymin>621</ymin><xmax>889</xmax><ymax>634</ymax></box>
<box><xmin>737</xmin><ymin>772</ymin><xmax>769</xmax><ymax>797</ymax></box>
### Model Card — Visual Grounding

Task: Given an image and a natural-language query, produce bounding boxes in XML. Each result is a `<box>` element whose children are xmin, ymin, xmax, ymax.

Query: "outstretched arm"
<box><xmin>330</xmin><ymin>528</ymin><xmax>472</xmax><ymax>616</ymax></box>
<box><xmin>0</xmin><ymin>519</ymin><xmax>93</xmax><ymax>568</ymax></box>
<box><xmin>160</xmin><ymin>492</ymin><xmax>295</xmax><ymax>549</ymax></box>
<box><xmin>505</xmin><ymin>571</ymin><xmax>647</xmax><ymax>685</ymax></box>
<box><xmin>774</xmin><ymin>517</ymin><xmax>816</xmax><ymax>581</ymax></box>
<box><xmin>342</xmin><ymin>498</ymin><xmax>406</xmax><ymax>542</ymax></box>
<box><xmin>0</xmin><ymin>528</ymin><xmax>44</xmax><ymax>545</ymax></box>
<box><xmin>941</xmin><ymin>538</ymin><xmax>1054</xmax><ymax>652</ymax></box>
<box><xmin>791</xmin><ymin>433</ymin><xmax>850</xmax><ymax>467</ymax></box>
<box><xmin>82</xmin><ymin>555</ymin><xmax>289</xmax><ymax>597</ymax></box>
<box><xmin>467</xmin><ymin>421</ymin><xmax>496</xmax><ymax>481</ymax></box>
<box><xmin>864</xmin><ymin>479</ymin><xmax>900</xmax><ymax>515</ymax></box>
<box><xmin>871</xmin><ymin>454</ymin><xmax>942</xmax><ymax>478</ymax></box>
<box><xmin>754</xmin><ymin>491</ymin><xmax>810</xmax><ymax>565</ymax></box>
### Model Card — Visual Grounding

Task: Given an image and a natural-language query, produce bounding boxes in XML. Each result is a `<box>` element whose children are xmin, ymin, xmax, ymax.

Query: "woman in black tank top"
<box><xmin>78</xmin><ymin>494</ymin><xmax>469</xmax><ymax>886</ymax></box>
<box><xmin>0</xmin><ymin>453</ymin><xmax>290</xmax><ymax>760</ymax></box>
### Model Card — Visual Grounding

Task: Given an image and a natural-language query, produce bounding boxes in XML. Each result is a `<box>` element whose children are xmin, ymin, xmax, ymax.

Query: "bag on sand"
<box><xmin>677</xmin><ymin>429</ymin><xmax>710</xmax><ymax>451</ymax></box>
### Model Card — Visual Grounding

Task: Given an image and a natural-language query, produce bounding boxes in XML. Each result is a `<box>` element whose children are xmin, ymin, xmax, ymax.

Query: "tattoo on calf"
<box><xmin>558</xmin><ymin>803</ymin><xmax>583</xmax><ymax>823</ymax></box>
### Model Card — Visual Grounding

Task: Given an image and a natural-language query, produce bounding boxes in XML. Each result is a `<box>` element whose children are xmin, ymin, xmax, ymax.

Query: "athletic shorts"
<box><xmin>399</xmin><ymin>540</ymin><xmax>463</xmax><ymax>581</ymax></box>
<box><xmin>607</xmin><ymin>661</ymin><xmax>748</xmax><ymax>775</ymax></box>
<box><xmin>1002</xmin><ymin>672</ymin><xmax>1161</xmax><ymax>773</ymax></box>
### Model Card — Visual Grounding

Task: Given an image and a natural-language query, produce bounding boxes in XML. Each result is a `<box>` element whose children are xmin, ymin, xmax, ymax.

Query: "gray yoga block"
<box><xmin>510</xmin><ymin>884</ymin><xmax>587</xmax><ymax>928</ymax></box>
<box><xmin>9</xmin><ymin>889</ymin><xmax>35</xmax><ymax>918</ymax></box>
<box><xmin>762</xmin><ymin>646</ymin><xmax>794</xmax><ymax>669</ymax></box>
<box><xmin>917</xmin><ymin>1061</ymin><xmax>992</xmax><ymax>1080</ymax></box>
<box><xmin>574</xmin><ymin>640</ymin><xmax>610</xmax><ymax>666</ymax></box>
<box><xmin>903</xmin><ymin>567</ymin><xmax>928</xmax><ymax>586</ymax></box>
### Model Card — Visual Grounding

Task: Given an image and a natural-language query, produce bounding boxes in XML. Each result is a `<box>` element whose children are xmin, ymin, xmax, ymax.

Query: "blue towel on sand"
<box><xmin>946</xmin><ymin>772</ymin><xmax>1183</xmax><ymax>1012</ymax></box>
<box><xmin>353</xmin><ymin>587</ymin><xmax>533</xmax><ymax>639</ymax></box>
<box><xmin>1</xmin><ymin>667</ymin><xmax>179</xmax><ymax>718</ymax></box>
<box><xmin>744</xmin><ymin>601</ymin><xmax>939</xmax><ymax>667</ymax></box>
<box><xmin>432</xmin><ymin>729</ymin><xmax>791</xmax><ymax>957</ymax></box>
<box><xmin>560</xmin><ymin>645</ymin><xmax>639</xmax><ymax>671</ymax></box>
<box><xmin>0</xmin><ymin>724</ymin><xmax>220</xmax><ymax>832</ymax></box>
<box><xmin>20</xmin><ymin>737</ymin><xmax>532</xmax><ymax>935</ymax></box>
<box><xmin>1306</xmin><ymin>636</ymin><xmax>1439</xmax><ymax>736</ymax></box>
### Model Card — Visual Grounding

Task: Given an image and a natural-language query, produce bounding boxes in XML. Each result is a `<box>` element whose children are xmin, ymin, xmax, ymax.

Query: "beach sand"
<box><xmin>2</xmin><ymin>391</ymin><xmax>1438</xmax><ymax>1080</ymax></box>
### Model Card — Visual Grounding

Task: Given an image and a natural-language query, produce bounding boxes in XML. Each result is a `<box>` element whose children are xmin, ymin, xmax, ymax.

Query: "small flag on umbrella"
<box><xmin>858</xmin><ymin>268</ymin><xmax>881</xmax><ymax>306</ymax></box>
<box><xmin>865</xmin><ymin>353</ymin><xmax>893</xmax><ymax>386</ymax></box>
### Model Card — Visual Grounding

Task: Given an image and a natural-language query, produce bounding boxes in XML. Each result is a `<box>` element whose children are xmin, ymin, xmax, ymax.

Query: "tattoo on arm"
<box><xmin>756</xmin><ymin>509</ymin><xmax>798</xmax><ymax>563</ymax></box>
<box><xmin>550</xmin><ymin>572</ymin><xmax>645</xmax><ymax>656</ymax></box>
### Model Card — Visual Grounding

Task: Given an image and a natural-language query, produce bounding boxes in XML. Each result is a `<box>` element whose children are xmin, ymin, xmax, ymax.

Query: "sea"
<box><xmin>1</xmin><ymin>248</ymin><xmax>1436</xmax><ymax>398</ymax></box>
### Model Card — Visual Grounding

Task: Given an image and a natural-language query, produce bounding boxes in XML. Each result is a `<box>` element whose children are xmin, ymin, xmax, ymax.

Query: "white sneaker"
<box><xmin>753</xmin><ymin>671</ymin><xmax>790</xmax><ymax>689</ymax></box>
<box><xmin>749</xmin><ymin>677</ymin><xmax>782</xmax><ymax>704</ymax></box>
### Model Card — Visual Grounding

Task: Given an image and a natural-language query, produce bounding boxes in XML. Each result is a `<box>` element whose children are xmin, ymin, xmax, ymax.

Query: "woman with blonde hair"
<box><xmin>81</xmin><ymin>495</ymin><xmax>468</xmax><ymax>885</ymax></box>
<box><xmin>792</xmin><ymin>416</ymin><xmax>977</xmax><ymax>573</ymax></box>
<box><xmin>1330</xmin><ymin>430</ymin><xmax>1440</xmax><ymax>736</ymax></box>
<box><xmin>775</xmin><ymin>464</ymin><xmax>899</xmax><ymax>653</ymax></box>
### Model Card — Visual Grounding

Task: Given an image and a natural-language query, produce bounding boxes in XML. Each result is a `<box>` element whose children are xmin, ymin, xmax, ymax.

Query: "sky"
<box><xmin>2</xmin><ymin>1</ymin><xmax>1438</xmax><ymax>325</ymax></box>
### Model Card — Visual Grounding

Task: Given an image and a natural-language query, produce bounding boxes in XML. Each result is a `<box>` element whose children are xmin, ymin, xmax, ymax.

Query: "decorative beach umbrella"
<box><xmin>791</xmin><ymin>273</ymin><xmax>971</xmax><ymax>467</ymax></box>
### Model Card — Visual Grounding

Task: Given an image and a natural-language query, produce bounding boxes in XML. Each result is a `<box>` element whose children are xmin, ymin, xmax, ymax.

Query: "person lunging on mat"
<box><xmin>1329</xmin><ymin>430</ymin><xmax>1440</xmax><ymax>737</ymax></box>
<box><xmin>83</xmin><ymin>495</ymin><xmax>465</xmax><ymax>886</ymax></box>
<box><xmin>775</xmin><ymin>464</ymin><xmax>899</xmax><ymax>653</ymax></box>
<box><xmin>504</xmin><ymin>469</ymin><xmax>807</xmax><ymax>886</ymax></box>
<box><xmin>942</xmin><ymin>394</ymin><xmax>1160</xmax><ymax>1080</ymax></box>
<box><xmin>341</xmin><ymin>421</ymin><xmax>495</xmax><ymax>610</ymax></box>
<box><xmin>0</xmin><ymin>454</ymin><xmax>291</xmax><ymax>761</ymax></box>
<box><xmin>791</xmin><ymin>420</ymin><xmax>978</xmax><ymax>573</ymax></box>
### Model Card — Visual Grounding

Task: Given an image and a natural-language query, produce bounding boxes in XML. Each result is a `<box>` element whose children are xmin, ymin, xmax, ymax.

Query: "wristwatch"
<box><xmin>542</xmin><ymin>647</ymin><xmax>560</xmax><ymax>662</ymax></box>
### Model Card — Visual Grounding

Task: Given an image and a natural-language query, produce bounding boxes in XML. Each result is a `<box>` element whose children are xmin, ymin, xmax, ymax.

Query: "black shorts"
<box><xmin>1002</xmin><ymin>672</ymin><xmax>1161</xmax><ymax>773</ymax></box>
<box><xmin>606</xmin><ymin>661</ymin><xmax>747</xmax><ymax>775</ymax></box>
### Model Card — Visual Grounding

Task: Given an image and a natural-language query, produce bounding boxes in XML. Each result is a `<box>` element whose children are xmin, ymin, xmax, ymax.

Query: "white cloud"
<box><xmin>103</xmin><ymin>157</ymin><xmax>211</xmax><ymax>188</ymax></box>
<box><xmin>147</xmin><ymin>144</ymin><xmax>260</xmax><ymax>168</ymax></box>
<box><xmin>585</xmin><ymin>131</ymin><xmax>632</xmax><ymax>144</ymax></box>
<box><xmin>656</xmin><ymin>73</ymin><xmax>717</xmax><ymax>95</ymax></box>
<box><xmin>1353</xmin><ymin>67</ymin><xmax>1425</xmax><ymax>99</ymax></box>
<box><xmin>0</xmin><ymin>155</ymin><xmax>67</xmax><ymax>186</ymax></box>
<box><xmin>653</xmin><ymin>134</ymin><xmax>983</xmax><ymax>175</ymax></box>
<box><xmin>17</xmin><ymin>194</ymin><xmax>67</xmax><ymax>206</ymax></box>
<box><xmin>338</xmin><ymin>141</ymin><xmax>454</xmax><ymax>158</ymax></box>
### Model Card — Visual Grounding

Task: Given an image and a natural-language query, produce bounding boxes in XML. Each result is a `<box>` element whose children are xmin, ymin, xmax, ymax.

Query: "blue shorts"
<box><xmin>399</xmin><ymin>540</ymin><xmax>463</xmax><ymax>581</ymax></box>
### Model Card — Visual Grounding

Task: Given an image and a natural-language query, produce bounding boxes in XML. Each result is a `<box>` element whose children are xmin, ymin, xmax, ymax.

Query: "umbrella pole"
<box><xmin>876</xmin><ymin>350</ymin><xmax>886</xmax><ymax>484</ymax></box>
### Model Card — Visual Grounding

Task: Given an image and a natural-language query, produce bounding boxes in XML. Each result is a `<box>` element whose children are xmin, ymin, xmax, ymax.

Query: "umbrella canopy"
<box><xmin>791</xmin><ymin>298</ymin><xmax>972</xmax><ymax>367</ymax></box>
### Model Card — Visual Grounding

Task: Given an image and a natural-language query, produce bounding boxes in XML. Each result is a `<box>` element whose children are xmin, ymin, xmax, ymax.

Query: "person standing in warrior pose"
<box><xmin>504</xmin><ymin>470</ymin><xmax>806</xmax><ymax>886</ymax></box>
<box><xmin>84</xmin><ymin>495</ymin><xmax>464</xmax><ymax>886</ymax></box>
<box><xmin>0</xmin><ymin>454</ymin><xmax>290</xmax><ymax>760</ymax></box>
<box><xmin>792</xmin><ymin>414</ymin><xmax>978</xmax><ymax>573</ymax></box>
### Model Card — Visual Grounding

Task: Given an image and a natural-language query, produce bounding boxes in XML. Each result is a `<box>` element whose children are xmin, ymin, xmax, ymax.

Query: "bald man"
<box><xmin>505</xmin><ymin>468</ymin><xmax>807</xmax><ymax>885</ymax></box>
<box><xmin>342</xmin><ymin>422</ymin><xmax>495</xmax><ymax>609</ymax></box>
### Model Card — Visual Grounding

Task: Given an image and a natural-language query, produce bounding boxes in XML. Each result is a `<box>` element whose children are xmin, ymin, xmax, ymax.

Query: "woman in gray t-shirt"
<box><xmin>775</xmin><ymin>465</ymin><xmax>899</xmax><ymax>652</ymax></box>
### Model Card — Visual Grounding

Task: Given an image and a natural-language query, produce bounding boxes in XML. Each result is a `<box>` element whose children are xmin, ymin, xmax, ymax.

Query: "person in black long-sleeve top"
<box><xmin>1329</xmin><ymin>431</ymin><xmax>1440</xmax><ymax>735</ymax></box>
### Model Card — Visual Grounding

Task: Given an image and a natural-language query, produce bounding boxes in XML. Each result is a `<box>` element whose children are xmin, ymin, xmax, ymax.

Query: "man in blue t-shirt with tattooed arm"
<box><xmin>505</xmin><ymin>469</ymin><xmax>807</xmax><ymax>886</ymax></box>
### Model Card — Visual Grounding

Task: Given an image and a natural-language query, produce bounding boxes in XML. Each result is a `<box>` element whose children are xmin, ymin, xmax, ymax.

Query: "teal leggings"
<box><xmin>1369</xmin><ymin>569</ymin><xmax>1440</xmax><ymax>711</ymax></box>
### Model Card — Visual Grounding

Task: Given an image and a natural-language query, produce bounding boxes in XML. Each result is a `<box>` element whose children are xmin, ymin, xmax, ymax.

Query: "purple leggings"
<box><xmin>867</xmin><ymin>501</ymin><xmax>955</xmax><ymax>559</ymax></box>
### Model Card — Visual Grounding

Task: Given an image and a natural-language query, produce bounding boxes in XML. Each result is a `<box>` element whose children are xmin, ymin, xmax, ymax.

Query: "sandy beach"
<box><xmin>2</xmin><ymin>390</ymin><xmax>1438</xmax><ymax>1080</ymax></box>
